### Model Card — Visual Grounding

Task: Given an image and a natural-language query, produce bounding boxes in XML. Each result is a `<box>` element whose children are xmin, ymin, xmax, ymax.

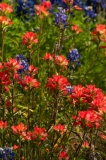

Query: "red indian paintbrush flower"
<box><xmin>0</xmin><ymin>121</ymin><xmax>7</xmax><ymax>129</ymax></box>
<box><xmin>35</xmin><ymin>1</ymin><xmax>51</xmax><ymax>17</ymax></box>
<box><xmin>55</xmin><ymin>55</ymin><xmax>68</xmax><ymax>69</ymax></box>
<box><xmin>72</xmin><ymin>110</ymin><xmax>102</xmax><ymax>129</ymax></box>
<box><xmin>42</xmin><ymin>1</ymin><xmax>52</xmax><ymax>9</ymax></box>
<box><xmin>0</xmin><ymin>16</ymin><xmax>13</xmax><ymax>26</ymax></box>
<box><xmin>22</xmin><ymin>31</ymin><xmax>38</xmax><ymax>48</ymax></box>
<box><xmin>27</xmin><ymin>65</ymin><xmax>38</xmax><ymax>77</ymax></box>
<box><xmin>19</xmin><ymin>75</ymin><xmax>40</xmax><ymax>90</ymax></box>
<box><xmin>12</xmin><ymin>123</ymin><xmax>27</xmax><ymax>135</ymax></box>
<box><xmin>53</xmin><ymin>124</ymin><xmax>66</xmax><ymax>134</ymax></box>
<box><xmin>59</xmin><ymin>151</ymin><xmax>68</xmax><ymax>159</ymax></box>
<box><xmin>91</xmin><ymin>24</ymin><xmax>106</xmax><ymax>42</ymax></box>
<box><xmin>0</xmin><ymin>2</ymin><xmax>13</xmax><ymax>13</ymax></box>
<box><xmin>4</xmin><ymin>58</ymin><xmax>23</xmax><ymax>73</ymax></box>
<box><xmin>0</xmin><ymin>70</ymin><xmax>12</xmax><ymax>92</ymax></box>
<box><xmin>70</xmin><ymin>84</ymin><xmax>104</xmax><ymax>104</ymax></box>
<box><xmin>34</xmin><ymin>126</ymin><xmax>48</xmax><ymax>141</ymax></box>
<box><xmin>46</xmin><ymin>74</ymin><xmax>70</xmax><ymax>95</ymax></box>
<box><xmin>22</xmin><ymin>131</ymin><xmax>36</xmax><ymax>141</ymax></box>
<box><xmin>71</xmin><ymin>25</ymin><xmax>83</xmax><ymax>34</ymax></box>
<box><xmin>43</xmin><ymin>52</ymin><xmax>53</xmax><ymax>60</ymax></box>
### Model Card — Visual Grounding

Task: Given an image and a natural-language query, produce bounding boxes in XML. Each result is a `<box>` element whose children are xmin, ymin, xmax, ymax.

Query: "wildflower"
<box><xmin>28</xmin><ymin>65</ymin><xmax>38</xmax><ymax>77</ymax></box>
<box><xmin>43</xmin><ymin>53</ymin><xmax>53</xmax><ymax>60</ymax></box>
<box><xmin>55</xmin><ymin>55</ymin><xmax>68</xmax><ymax>68</ymax></box>
<box><xmin>71</xmin><ymin>25</ymin><xmax>83</xmax><ymax>34</ymax></box>
<box><xmin>54</xmin><ymin>7</ymin><xmax>68</xmax><ymax>28</ymax></box>
<box><xmin>70</xmin><ymin>85</ymin><xmax>85</xmax><ymax>102</ymax></box>
<box><xmin>19</xmin><ymin>75</ymin><xmax>40</xmax><ymax>90</ymax></box>
<box><xmin>35</xmin><ymin>4</ymin><xmax>50</xmax><ymax>17</ymax></box>
<box><xmin>70</xmin><ymin>84</ymin><xmax>104</xmax><ymax>104</ymax></box>
<box><xmin>0</xmin><ymin>121</ymin><xmax>7</xmax><ymax>129</ymax></box>
<box><xmin>4</xmin><ymin>58</ymin><xmax>23</xmax><ymax>73</ymax></box>
<box><xmin>96</xmin><ymin>24</ymin><xmax>105</xmax><ymax>34</ymax></box>
<box><xmin>5</xmin><ymin>100</ymin><xmax>11</xmax><ymax>108</ymax></box>
<box><xmin>16</xmin><ymin>0</ymin><xmax>35</xmax><ymax>18</ymax></box>
<box><xmin>12</xmin><ymin>123</ymin><xmax>27</xmax><ymax>135</ymax></box>
<box><xmin>91</xmin><ymin>24</ymin><xmax>106</xmax><ymax>42</ymax></box>
<box><xmin>0</xmin><ymin>71</ymin><xmax>11</xmax><ymax>92</ymax></box>
<box><xmin>63</xmin><ymin>0</ymin><xmax>73</xmax><ymax>5</ymax></box>
<box><xmin>12</xmin><ymin>145</ymin><xmax>19</xmax><ymax>150</ymax></box>
<box><xmin>0</xmin><ymin>147</ymin><xmax>15</xmax><ymax>160</ymax></box>
<box><xmin>59</xmin><ymin>151</ymin><xmax>68</xmax><ymax>159</ymax></box>
<box><xmin>34</xmin><ymin>126</ymin><xmax>48</xmax><ymax>141</ymax></box>
<box><xmin>0</xmin><ymin>16</ymin><xmax>13</xmax><ymax>26</ymax></box>
<box><xmin>46</xmin><ymin>74</ymin><xmax>70</xmax><ymax>95</ymax></box>
<box><xmin>72</xmin><ymin>110</ymin><xmax>102</xmax><ymax>129</ymax></box>
<box><xmin>0</xmin><ymin>2</ymin><xmax>13</xmax><ymax>13</ymax></box>
<box><xmin>83</xmin><ymin>6</ymin><xmax>96</xmax><ymax>19</ymax></box>
<box><xmin>0</xmin><ymin>63</ymin><xmax>3</xmax><ymax>70</ymax></box>
<box><xmin>22</xmin><ymin>31</ymin><xmax>38</xmax><ymax>47</ymax></box>
<box><xmin>66</xmin><ymin>86</ymin><xmax>72</xmax><ymax>93</ymax></box>
<box><xmin>68</xmin><ymin>49</ymin><xmax>81</xmax><ymax>68</ymax></box>
<box><xmin>100</xmin><ymin>134</ymin><xmax>106</xmax><ymax>140</ymax></box>
<box><xmin>42</xmin><ymin>1</ymin><xmax>52</xmax><ymax>9</ymax></box>
<box><xmin>22</xmin><ymin>131</ymin><xmax>35</xmax><ymax>141</ymax></box>
<box><xmin>53</xmin><ymin>124</ymin><xmax>66</xmax><ymax>134</ymax></box>
<box><xmin>74</xmin><ymin>5</ymin><xmax>82</xmax><ymax>10</ymax></box>
<box><xmin>16</xmin><ymin>54</ymin><xmax>29</xmax><ymax>74</ymax></box>
<box><xmin>82</xmin><ymin>141</ymin><xmax>89</xmax><ymax>148</ymax></box>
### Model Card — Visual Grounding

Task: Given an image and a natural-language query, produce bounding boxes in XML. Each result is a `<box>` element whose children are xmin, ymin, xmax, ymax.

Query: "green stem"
<box><xmin>12</xmin><ymin>79</ymin><xmax>15</xmax><ymax>124</ymax></box>
<box><xmin>1</xmin><ymin>29</ymin><xmax>5</xmax><ymax>62</ymax></box>
<box><xmin>74</xmin><ymin>131</ymin><xmax>86</xmax><ymax>159</ymax></box>
<box><xmin>27</xmin><ymin>90</ymin><xmax>31</xmax><ymax>130</ymax></box>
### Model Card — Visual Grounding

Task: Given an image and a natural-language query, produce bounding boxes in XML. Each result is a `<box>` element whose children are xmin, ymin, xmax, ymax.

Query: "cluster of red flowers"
<box><xmin>0</xmin><ymin>58</ymin><xmax>40</xmax><ymax>92</ymax></box>
<box><xmin>12</xmin><ymin>123</ymin><xmax>48</xmax><ymax>141</ymax></box>
<box><xmin>22</xmin><ymin>31</ymin><xmax>38</xmax><ymax>48</ymax></box>
<box><xmin>91</xmin><ymin>24</ymin><xmax>106</xmax><ymax>43</ymax></box>
<box><xmin>71</xmin><ymin>25</ymin><xmax>83</xmax><ymax>34</ymax></box>
<box><xmin>0</xmin><ymin>2</ymin><xmax>13</xmax><ymax>27</ymax></box>
<box><xmin>71</xmin><ymin>85</ymin><xmax>106</xmax><ymax>129</ymax></box>
<box><xmin>0</xmin><ymin>120</ymin><xmax>7</xmax><ymax>129</ymax></box>
<box><xmin>35</xmin><ymin>1</ymin><xmax>51</xmax><ymax>17</ymax></box>
<box><xmin>53</xmin><ymin>124</ymin><xmax>66</xmax><ymax>134</ymax></box>
<box><xmin>0</xmin><ymin>2</ymin><xmax>13</xmax><ymax>13</ymax></box>
<box><xmin>19</xmin><ymin>75</ymin><xmax>40</xmax><ymax>90</ymax></box>
<box><xmin>0</xmin><ymin>16</ymin><xmax>13</xmax><ymax>26</ymax></box>
<box><xmin>63</xmin><ymin>0</ymin><xmax>82</xmax><ymax>10</ymax></box>
<box><xmin>0</xmin><ymin>58</ymin><xmax>22</xmax><ymax>91</ymax></box>
<box><xmin>46</xmin><ymin>74</ymin><xmax>70</xmax><ymax>95</ymax></box>
<box><xmin>72</xmin><ymin>110</ymin><xmax>102</xmax><ymax>129</ymax></box>
<box><xmin>43</xmin><ymin>53</ymin><xmax>68</xmax><ymax>69</ymax></box>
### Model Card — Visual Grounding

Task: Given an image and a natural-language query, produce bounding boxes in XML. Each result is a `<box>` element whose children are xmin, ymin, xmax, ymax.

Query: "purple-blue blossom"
<box><xmin>16</xmin><ymin>54</ymin><xmax>29</xmax><ymax>74</ymax></box>
<box><xmin>66</xmin><ymin>86</ymin><xmax>73</xmax><ymax>93</ymax></box>
<box><xmin>68</xmin><ymin>49</ymin><xmax>81</xmax><ymax>68</ymax></box>
<box><xmin>54</xmin><ymin>7</ymin><xmax>68</xmax><ymax>28</ymax></box>
<box><xmin>0</xmin><ymin>147</ymin><xmax>15</xmax><ymax>160</ymax></box>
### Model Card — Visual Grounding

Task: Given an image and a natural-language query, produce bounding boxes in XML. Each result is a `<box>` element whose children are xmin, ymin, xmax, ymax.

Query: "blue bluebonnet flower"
<box><xmin>66</xmin><ymin>86</ymin><xmax>72</xmax><ymax>93</ymax></box>
<box><xmin>0</xmin><ymin>147</ymin><xmax>15</xmax><ymax>160</ymax></box>
<box><xmin>68</xmin><ymin>49</ymin><xmax>81</xmax><ymax>68</ymax></box>
<box><xmin>54</xmin><ymin>7</ymin><xmax>68</xmax><ymax>28</ymax></box>
<box><xmin>51</xmin><ymin>0</ymin><xmax>67</xmax><ymax>9</ymax></box>
<box><xmin>89</xmin><ymin>0</ymin><xmax>106</xmax><ymax>9</ymax></box>
<box><xmin>83</xmin><ymin>6</ymin><xmax>96</xmax><ymax>19</ymax></box>
<box><xmin>16</xmin><ymin>0</ymin><xmax>35</xmax><ymax>18</ymax></box>
<box><xmin>16</xmin><ymin>54</ymin><xmax>29</xmax><ymax>74</ymax></box>
<box><xmin>73</xmin><ymin>0</ymin><xmax>84</xmax><ymax>8</ymax></box>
